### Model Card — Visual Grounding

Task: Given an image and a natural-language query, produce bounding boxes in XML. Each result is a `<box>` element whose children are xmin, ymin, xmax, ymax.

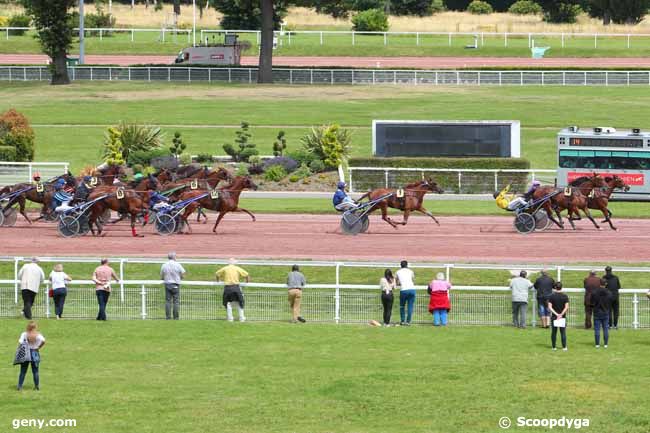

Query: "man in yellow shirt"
<box><xmin>494</xmin><ymin>184</ymin><xmax>527</xmax><ymax>211</ymax></box>
<box><xmin>216</xmin><ymin>258</ymin><xmax>250</xmax><ymax>322</ymax></box>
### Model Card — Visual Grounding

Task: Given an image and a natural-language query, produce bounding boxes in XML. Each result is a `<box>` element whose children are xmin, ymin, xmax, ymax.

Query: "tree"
<box><xmin>272</xmin><ymin>130</ymin><xmax>287</xmax><ymax>156</ymax></box>
<box><xmin>170</xmin><ymin>131</ymin><xmax>187</xmax><ymax>161</ymax></box>
<box><xmin>537</xmin><ymin>0</ymin><xmax>582</xmax><ymax>22</ymax></box>
<box><xmin>588</xmin><ymin>0</ymin><xmax>650</xmax><ymax>25</ymax></box>
<box><xmin>21</xmin><ymin>0</ymin><xmax>76</xmax><ymax>85</ymax></box>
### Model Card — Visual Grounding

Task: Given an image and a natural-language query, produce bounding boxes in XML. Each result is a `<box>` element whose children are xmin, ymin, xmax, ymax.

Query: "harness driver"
<box><xmin>494</xmin><ymin>180</ymin><xmax>541</xmax><ymax>212</ymax></box>
<box><xmin>332</xmin><ymin>181</ymin><xmax>357</xmax><ymax>212</ymax></box>
<box><xmin>52</xmin><ymin>179</ymin><xmax>74</xmax><ymax>213</ymax></box>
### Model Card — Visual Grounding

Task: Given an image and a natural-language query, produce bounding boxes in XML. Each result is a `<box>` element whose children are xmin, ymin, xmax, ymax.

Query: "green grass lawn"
<box><xmin>1</xmin><ymin>320</ymin><xmax>649</xmax><ymax>433</ymax></box>
<box><xmin>3</xmin><ymin>30</ymin><xmax>650</xmax><ymax>58</ymax></box>
<box><xmin>3</xmin><ymin>82</ymin><xmax>650</xmax><ymax>172</ymax></box>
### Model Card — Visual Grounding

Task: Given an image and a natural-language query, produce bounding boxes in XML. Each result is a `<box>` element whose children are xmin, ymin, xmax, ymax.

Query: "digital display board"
<box><xmin>569</xmin><ymin>137</ymin><xmax>644</xmax><ymax>148</ymax></box>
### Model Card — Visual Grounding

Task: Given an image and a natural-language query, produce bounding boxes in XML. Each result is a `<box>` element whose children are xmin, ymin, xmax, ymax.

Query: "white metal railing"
<box><xmin>2</xmin><ymin>256</ymin><xmax>649</xmax><ymax>327</ymax></box>
<box><xmin>347</xmin><ymin>167</ymin><xmax>556</xmax><ymax>194</ymax></box>
<box><xmin>0</xmin><ymin>162</ymin><xmax>69</xmax><ymax>186</ymax></box>
<box><xmin>0</xmin><ymin>26</ymin><xmax>191</xmax><ymax>43</ymax></box>
<box><xmin>3</xmin><ymin>66</ymin><xmax>650</xmax><ymax>87</ymax></box>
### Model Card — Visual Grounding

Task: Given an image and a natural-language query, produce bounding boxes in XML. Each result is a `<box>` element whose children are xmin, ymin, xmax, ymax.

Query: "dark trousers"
<box><xmin>165</xmin><ymin>283</ymin><xmax>180</xmax><ymax>320</ymax></box>
<box><xmin>594</xmin><ymin>315</ymin><xmax>609</xmax><ymax>346</ymax></box>
<box><xmin>53</xmin><ymin>288</ymin><xmax>67</xmax><ymax>317</ymax></box>
<box><xmin>96</xmin><ymin>290</ymin><xmax>110</xmax><ymax>321</ymax></box>
<box><xmin>584</xmin><ymin>304</ymin><xmax>593</xmax><ymax>329</ymax></box>
<box><xmin>399</xmin><ymin>290</ymin><xmax>416</xmax><ymax>324</ymax></box>
<box><xmin>609</xmin><ymin>298</ymin><xmax>619</xmax><ymax>328</ymax></box>
<box><xmin>512</xmin><ymin>301</ymin><xmax>528</xmax><ymax>328</ymax></box>
<box><xmin>18</xmin><ymin>350</ymin><xmax>39</xmax><ymax>388</ymax></box>
<box><xmin>551</xmin><ymin>325</ymin><xmax>567</xmax><ymax>349</ymax></box>
<box><xmin>21</xmin><ymin>290</ymin><xmax>36</xmax><ymax>319</ymax></box>
<box><xmin>381</xmin><ymin>292</ymin><xmax>394</xmax><ymax>325</ymax></box>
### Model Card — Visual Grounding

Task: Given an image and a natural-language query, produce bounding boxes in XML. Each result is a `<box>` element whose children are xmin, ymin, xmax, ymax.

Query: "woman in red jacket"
<box><xmin>428</xmin><ymin>273</ymin><xmax>452</xmax><ymax>326</ymax></box>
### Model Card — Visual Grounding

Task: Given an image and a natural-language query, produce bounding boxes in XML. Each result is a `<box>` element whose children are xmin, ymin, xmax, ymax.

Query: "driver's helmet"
<box><xmin>83</xmin><ymin>175</ymin><xmax>92</xmax><ymax>183</ymax></box>
<box><xmin>532</xmin><ymin>180</ymin><xmax>541</xmax><ymax>187</ymax></box>
<box><xmin>33</xmin><ymin>172</ymin><xmax>41</xmax><ymax>181</ymax></box>
<box><xmin>134</xmin><ymin>173</ymin><xmax>144</xmax><ymax>181</ymax></box>
<box><xmin>337</xmin><ymin>181</ymin><xmax>346</xmax><ymax>190</ymax></box>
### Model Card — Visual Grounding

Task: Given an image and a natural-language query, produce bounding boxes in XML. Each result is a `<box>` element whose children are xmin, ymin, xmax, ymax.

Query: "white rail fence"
<box><xmin>0</xmin><ymin>162</ymin><xmax>70</xmax><ymax>186</ymax></box>
<box><xmin>348</xmin><ymin>167</ymin><xmax>556</xmax><ymax>194</ymax></box>
<box><xmin>3</xmin><ymin>66</ymin><xmax>650</xmax><ymax>87</ymax></box>
<box><xmin>0</xmin><ymin>27</ymin><xmax>190</xmax><ymax>43</ymax></box>
<box><xmin>2</xmin><ymin>257</ymin><xmax>649</xmax><ymax>327</ymax></box>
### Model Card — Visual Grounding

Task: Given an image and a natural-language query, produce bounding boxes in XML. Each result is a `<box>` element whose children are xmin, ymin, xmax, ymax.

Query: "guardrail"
<box><xmin>348</xmin><ymin>167</ymin><xmax>556</xmax><ymax>194</ymax></box>
<box><xmin>0</xmin><ymin>162</ymin><xmax>69</xmax><ymax>186</ymax></box>
<box><xmin>3</xmin><ymin>66</ymin><xmax>650</xmax><ymax>87</ymax></box>
<box><xmin>2</xmin><ymin>256</ymin><xmax>649</xmax><ymax>327</ymax></box>
<box><xmin>0</xmin><ymin>26</ymin><xmax>191</xmax><ymax>43</ymax></box>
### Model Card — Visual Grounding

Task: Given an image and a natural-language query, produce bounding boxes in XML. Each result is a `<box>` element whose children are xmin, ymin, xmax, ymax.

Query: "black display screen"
<box><xmin>569</xmin><ymin>137</ymin><xmax>644</xmax><ymax>148</ymax></box>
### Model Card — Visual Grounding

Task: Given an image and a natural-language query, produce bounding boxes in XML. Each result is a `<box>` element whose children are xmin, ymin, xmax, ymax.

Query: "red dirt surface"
<box><xmin>3</xmin><ymin>54</ymin><xmax>650</xmax><ymax>69</ymax></box>
<box><xmin>1</xmin><ymin>214</ymin><xmax>649</xmax><ymax>263</ymax></box>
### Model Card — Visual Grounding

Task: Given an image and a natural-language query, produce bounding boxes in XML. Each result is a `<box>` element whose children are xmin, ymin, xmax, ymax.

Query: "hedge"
<box><xmin>0</xmin><ymin>145</ymin><xmax>17</xmax><ymax>161</ymax></box>
<box><xmin>348</xmin><ymin>157</ymin><xmax>530</xmax><ymax>169</ymax></box>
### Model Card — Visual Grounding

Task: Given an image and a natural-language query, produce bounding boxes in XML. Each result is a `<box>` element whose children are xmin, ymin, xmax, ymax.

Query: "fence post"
<box><xmin>627</xmin><ymin>71</ymin><xmax>630</xmax><ymax>86</ymax></box>
<box><xmin>14</xmin><ymin>257</ymin><xmax>19</xmax><ymax>304</ymax></box>
<box><xmin>352</xmin><ymin>32</ymin><xmax>355</xmax><ymax>46</ymax></box>
<box><xmin>414</xmin><ymin>71</ymin><xmax>417</xmax><ymax>86</ymax></box>
<box><xmin>383</xmin><ymin>32</ymin><xmax>387</xmax><ymax>46</ymax></box>
<box><xmin>109</xmin><ymin>67</ymin><xmax>112</xmax><ymax>81</ymax></box>
<box><xmin>372</xmin><ymin>70</ymin><xmax>375</xmax><ymax>85</ymax></box>
<box><xmin>8</xmin><ymin>67</ymin><xmax>11</xmax><ymax>82</ymax></box>
<box><xmin>290</xmin><ymin>69</ymin><xmax>293</xmax><ymax>85</ymax></box>
<box><xmin>128</xmin><ymin>67</ymin><xmax>131</xmax><ymax>81</ymax></box>
<box><xmin>168</xmin><ymin>67</ymin><xmax>171</xmax><ymax>82</ymax></box>
<box><xmin>90</xmin><ymin>67</ymin><xmax>93</xmax><ymax>81</ymax></box>
<box><xmin>594</xmin><ymin>33</ymin><xmax>597</xmax><ymax>48</ymax></box>
<box><xmin>561</xmin><ymin>33</ymin><xmax>564</xmax><ymax>48</ymax></box>
<box><xmin>448</xmin><ymin>32</ymin><xmax>451</xmax><ymax>47</ymax></box>
<box><xmin>39</xmin><ymin>67</ymin><xmax>42</xmax><ymax>81</ymax></box>
<box><xmin>531</xmin><ymin>297</ymin><xmax>536</xmax><ymax>327</ymax></box>
<box><xmin>141</xmin><ymin>285</ymin><xmax>147</xmax><ymax>320</ymax></box>
<box><xmin>320</xmin><ymin>31</ymin><xmax>323</xmax><ymax>45</ymax></box>
<box><xmin>23</xmin><ymin>67</ymin><xmax>26</xmax><ymax>81</ymax></box>
<box><xmin>627</xmin><ymin>34</ymin><xmax>630</xmax><ymax>49</ymax></box>
<box><xmin>5</xmin><ymin>28</ymin><xmax>8</xmax><ymax>40</ymax></box>
<box><xmin>335</xmin><ymin>263</ymin><xmax>341</xmax><ymax>324</ymax></box>
<box><xmin>257</xmin><ymin>31</ymin><xmax>260</xmax><ymax>45</ymax></box>
<box><xmin>100</xmin><ymin>29</ymin><xmax>103</xmax><ymax>41</ymax></box>
<box><xmin>445</xmin><ymin>264</ymin><xmax>451</xmax><ymax>281</ymax></box>
<box><xmin>416</xmin><ymin>32</ymin><xmax>419</xmax><ymax>46</ymax></box>
<box><xmin>249</xmin><ymin>69</ymin><xmax>252</xmax><ymax>84</ymax></box>
<box><xmin>504</xmin><ymin>32</ymin><xmax>507</xmax><ymax>47</ymax></box>
<box><xmin>119</xmin><ymin>259</ymin><xmax>125</xmax><ymax>302</ymax></box>
<box><xmin>494</xmin><ymin>171</ymin><xmax>498</xmax><ymax>191</ymax></box>
<box><xmin>562</xmin><ymin>71</ymin><xmax>566</xmax><ymax>86</ymax></box>
<box><xmin>228</xmin><ymin>68</ymin><xmax>231</xmax><ymax>83</ymax></box>
<box><xmin>162</xmin><ymin>28</ymin><xmax>165</xmax><ymax>43</ymax></box>
<box><xmin>499</xmin><ymin>71</ymin><xmax>502</xmax><ymax>86</ymax></box>
<box><xmin>584</xmin><ymin>71</ymin><xmax>587</xmax><ymax>86</ymax></box>
<box><xmin>385</xmin><ymin>170</ymin><xmax>389</xmax><ymax>188</ymax></box>
<box><xmin>348</xmin><ymin>168</ymin><xmax>353</xmax><ymax>192</ymax></box>
<box><xmin>45</xmin><ymin>281</ymin><xmax>50</xmax><ymax>319</ymax></box>
<box><xmin>633</xmin><ymin>293</ymin><xmax>639</xmax><ymax>329</ymax></box>
<box><xmin>457</xmin><ymin>171</ymin><xmax>462</xmax><ymax>192</ymax></box>
<box><xmin>310</xmin><ymin>69</ymin><xmax>313</xmax><ymax>85</ymax></box>
<box><xmin>148</xmin><ymin>67</ymin><xmax>151</xmax><ymax>82</ymax></box>
<box><xmin>208</xmin><ymin>68</ymin><xmax>211</xmax><ymax>83</ymax></box>
<box><xmin>605</xmin><ymin>71</ymin><xmax>608</xmax><ymax>86</ymax></box>
<box><xmin>331</xmin><ymin>70</ymin><xmax>334</xmax><ymax>85</ymax></box>
<box><xmin>528</xmin><ymin>33</ymin><xmax>531</xmax><ymax>48</ymax></box>
<box><xmin>556</xmin><ymin>265</ymin><xmax>562</xmax><ymax>282</ymax></box>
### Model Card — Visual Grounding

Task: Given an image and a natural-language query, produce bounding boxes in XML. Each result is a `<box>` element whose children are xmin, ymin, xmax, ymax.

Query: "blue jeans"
<box><xmin>96</xmin><ymin>290</ymin><xmax>110</xmax><ymax>321</ymax></box>
<box><xmin>594</xmin><ymin>315</ymin><xmax>609</xmax><ymax>346</ymax></box>
<box><xmin>399</xmin><ymin>290</ymin><xmax>416</xmax><ymax>323</ymax></box>
<box><xmin>18</xmin><ymin>350</ymin><xmax>40</xmax><ymax>388</ymax></box>
<box><xmin>433</xmin><ymin>309</ymin><xmax>448</xmax><ymax>326</ymax></box>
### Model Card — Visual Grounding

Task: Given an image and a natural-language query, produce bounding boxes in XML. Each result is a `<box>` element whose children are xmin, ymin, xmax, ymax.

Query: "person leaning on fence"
<box><xmin>161</xmin><ymin>252</ymin><xmax>186</xmax><ymax>320</ymax></box>
<box><xmin>583</xmin><ymin>270</ymin><xmax>602</xmax><ymax>329</ymax></box>
<box><xmin>427</xmin><ymin>272</ymin><xmax>452</xmax><ymax>327</ymax></box>
<box><xmin>534</xmin><ymin>270</ymin><xmax>555</xmax><ymax>329</ymax></box>
<box><xmin>49</xmin><ymin>264</ymin><xmax>71</xmax><ymax>320</ymax></box>
<box><xmin>591</xmin><ymin>281</ymin><xmax>613</xmax><ymax>349</ymax></box>
<box><xmin>602</xmin><ymin>266</ymin><xmax>621</xmax><ymax>330</ymax></box>
<box><xmin>548</xmin><ymin>282</ymin><xmax>569</xmax><ymax>351</ymax></box>
<box><xmin>396</xmin><ymin>261</ymin><xmax>416</xmax><ymax>326</ymax></box>
<box><xmin>15</xmin><ymin>321</ymin><xmax>45</xmax><ymax>391</ymax></box>
<box><xmin>287</xmin><ymin>265</ymin><xmax>306</xmax><ymax>324</ymax></box>
<box><xmin>380</xmin><ymin>269</ymin><xmax>396</xmax><ymax>326</ymax></box>
<box><xmin>18</xmin><ymin>257</ymin><xmax>45</xmax><ymax>320</ymax></box>
<box><xmin>216</xmin><ymin>258</ymin><xmax>249</xmax><ymax>323</ymax></box>
<box><xmin>509</xmin><ymin>271</ymin><xmax>534</xmax><ymax>329</ymax></box>
<box><xmin>92</xmin><ymin>259</ymin><xmax>119</xmax><ymax>321</ymax></box>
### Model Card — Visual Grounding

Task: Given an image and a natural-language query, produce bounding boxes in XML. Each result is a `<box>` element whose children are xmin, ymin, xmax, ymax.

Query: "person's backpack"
<box><xmin>13</xmin><ymin>339</ymin><xmax>32</xmax><ymax>365</ymax></box>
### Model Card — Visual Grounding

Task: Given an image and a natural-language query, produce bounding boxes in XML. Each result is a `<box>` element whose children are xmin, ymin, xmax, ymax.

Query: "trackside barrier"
<box><xmin>3</xmin><ymin>66</ymin><xmax>650</xmax><ymax>87</ymax></box>
<box><xmin>2</xmin><ymin>257</ymin><xmax>649</xmax><ymax>328</ymax></box>
<box><xmin>0</xmin><ymin>162</ymin><xmax>70</xmax><ymax>186</ymax></box>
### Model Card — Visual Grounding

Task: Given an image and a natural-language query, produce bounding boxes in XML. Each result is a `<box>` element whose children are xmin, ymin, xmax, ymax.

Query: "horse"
<box><xmin>176</xmin><ymin>176</ymin><xmax>257</xmax><ymax>234</ymax></box>
<box><xmin>356</xmin><ymin>178</ymin><xmax>444</xmax><ymax>229</ymax></box>
<box><xmin>2</xmin><ymin>173</ymin><xmax>76</xmax><ymax>223</ymax></box>
<box><xmin>587</xmin><ymin>175</ymin><xmax>630</xmax><ymax>231</ymax></box>
<box><xmin>130</xmin><ymin>174</ymin><xmax>162</xmax><ymax>195</ymax></box>
<box><xmin>93</xmin><ymin>164</ymin><xmax>127</xmax><ymax>185</ymax></box>
<box><xmin>162</xmin><ymin>167</ymin><xmax>232</xmax><ymax>222</ymax></box>
<box><xmin>86</xmin><ymin>186</ymin><xmax>150</xmax><ymax>237</ymax></box>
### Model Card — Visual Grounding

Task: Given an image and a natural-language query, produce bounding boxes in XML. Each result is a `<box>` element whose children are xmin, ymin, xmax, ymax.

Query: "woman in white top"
<box><xmin>17</xmin><ymin>321</ymin><xmax>46</xmax><ymax>391</ymax></box>
<box><xmin>380</xmin><ymin>269</ymin><xmax>396</xmax><ymax>326</ymax></box>
<box><xmin>49</xmin><ymin>264</ymin><xmax>71</xmax><ymax>319</ymax></box>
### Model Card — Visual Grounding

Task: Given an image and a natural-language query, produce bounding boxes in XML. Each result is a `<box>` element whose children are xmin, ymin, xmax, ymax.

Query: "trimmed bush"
<box><xmin>8</xmin><ymin>14</ymin><xmax>30</xmax><ymax>36</ymax></box>
<box><xmin>508</xmin><ymin>0</ymin><xmax>542</xmax><ymax>15</ymax></box>
<box><xmin>431</xmin><ymin>0</ymin><xmax>447</xmax><ymax>13</ymax></box>
<box><xmin>0</xmin><ymin>145</ymin><xmax>16</xmax><ymax>161</ymax></box>
<box><xmin>351</xmin><ymin>9</ymin><xmax>389</xmax><ymax>32</ymax></box>
<box><xmin>127</xmin><ymin>148</ymin><xmax>172</xmax><ymax>167</ymax></box>
<box><xmin>308</xmin><ymin>159</ymin><xmax>325</xmax><ymax>174</ymax></box>
<box><xmin>467</xmin><ymin>0</ymin><xmax>494</xmax><ymax>14</ymax></box>
<box><xmin>85</xmin><ymin>11</ymin><xmax>116</xmax><ymax>36</ymax></box>
<box><xmin>301</xmin><ymin>124</ymin><xmax>352</xmax><ymax>169</ymax></box>
<box><xmin>293</xmin><ymin>163</ymin><xmax>312</xmax><ymax>180</ymax></box>
<box><xmin>0</xmin><ymin>109</ymin><xmax>35</xmax><ymax>162</ymax></box>
<box><xmin>235</xmin><ymin>163</ymin><xmax>250</xmax><ymax>177</ymax></box>
<box><xmin>195</xmin><ymin>153</ymin><xmax>213</xmax><ymax>164</ymax></box>
<box><xmin>263</xmin><ymin>156</ymin><xmax>298</xmax><ymax>173</ymax></box>
<box><xmin>286</xmin><ymin>149</ymin><xmax>318</xmax><ymax>167</ymax></box>
<box><xmin>264</xmin><ymin>165</ymin><xmax>287</xmax><ymax>182</ymax></box>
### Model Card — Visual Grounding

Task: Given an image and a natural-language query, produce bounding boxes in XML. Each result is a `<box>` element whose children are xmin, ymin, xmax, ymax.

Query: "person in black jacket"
<box><xmin>591</xmin><ymin>282</ymin><xmax>613</xmax><ymax>348</ymax></box>
<box><xmin>602</xmin><ymin>266</ymin><xmax>621</xmax><ymax>329</ymax></box>
<box><xmin>534</xmin><ymin>270</ymin><xmax>555</xmax><ymax>328</ymax></box>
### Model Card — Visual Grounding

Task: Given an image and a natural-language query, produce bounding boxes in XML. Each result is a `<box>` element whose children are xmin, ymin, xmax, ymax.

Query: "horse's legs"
<box><xmin>212</xmin><ymin>211</ymin><xmax>228</xmax><ymax>233</ymax></box>
<box><xmin>415</xmin><ymin>206</ymin><xmax>440</xmax><ymax>226</ymax></box>
<box><xmin>130</xmin><ymin>213</ymin><xmax>141</xmax><ymax>237</ymax></box>
<box><xmin>400</xmin><ymin>210</ymin><xmax>411</xmax><ymax>226</ymax></box>
<box><xmin>600</xmin><ymin>205</ymin><xmax>617</xmax><ymax>230</ymax></box>
<box><xmin>16</xmin><ymin>197</ymin><xmax>32</xmax><ymax>224</ymax></box>
<box><xmin>379</xmin><ymin>203</ymin><xmax>398</xmax><ymax>229</ymax></box>
<box><xmin>582</xmin><ymin>207</ymin><xmax>601</xmax><ymax>230</ymax></box>
<box><xmin>545</xmin><ymin>202</ymin><xmax>563</xmax><ymax>229</ymax></box>
<box><xmin>234</xmin><ymin>207</ymin><xmax>256</xmax><ymax>222</ymax></box>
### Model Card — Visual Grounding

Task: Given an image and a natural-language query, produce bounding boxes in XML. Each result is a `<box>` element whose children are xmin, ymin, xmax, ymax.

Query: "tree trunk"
<box><xmin>51</xmin><ymin>51</ymin><xmax>70</xmax><ymax>85</ymax></box>
<box><xmin>258</xmin><ymin>0</ymin><xmax>274</xmax><ymax>83</ymax></box>
<box><xmin>173</xmin><ymin>0</ymin><xmax>181</xmax><ymax>15</ymax></box>
<box><xmin>603</xmin><ymin>9</ymin><xmax>611</xmax><ymax>25</ymax></box>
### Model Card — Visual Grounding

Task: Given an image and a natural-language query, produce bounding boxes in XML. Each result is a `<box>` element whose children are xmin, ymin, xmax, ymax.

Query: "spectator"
<box><xmin>592</xmin><ymin>281</ymin><xmax>613</xmax><ymax>348</ymax></box>
<box><xmin>287</xmin><ymin>265</ymin><xmax>306</xmax><ymax>323</ymax></box>
<box><xmin>379</xmin><ymin>269</ymin><xmax>396</xmax><ymax>326</ymax></box>
<box><xmin>216</xmin><ymin>258</ymin><xmax>249</xmax><ymax>322</ymax></box>
<box><xmin>92</xmin><ymin>259</ymin><xmax>119</xmax><ymax>321</ymax></box>
<box><xmin>510</xmin><ymin>270</ymin><xmax>534</xmax><ymax>329</ymax></box>
<box><xmin>583</xmin><ymin>270</ymin><xmax>602</xmax><ymax>329</ymax></box>
<box><xmin>48</xmin><ymin>264</ymin><xmax>71</xmax><ymax>320</ymax></box>
<box><xmin>602</xmin><ymin>266</ymin><xmax>621</xmax><ymax>330</ymax></box>
<box><xmin>396</xmin><ymin>260</ymin><xmax>416</xmax><ymax>326</ymax></box>
<box><xmin>18</xmin><ymin>258</ymin><xmax>45</xmax><ymax>320</ymax></box>
<box><xmin>427</xmin><ymin>272</ymin><xmax>452</xmax><ymax>327</ymax></box>
<box><xmin>548</xmin><ymin>282</ymin><xmax>569</xmax><ymax>351</ymax></box>
<box><xmin>16</xmin><ymin>321</ymin><xmax>45</xmax><ymax>391</ymax></box>
<box><xmin>533</xmin><ymin>270</ymin><xmax>555</xmax><ymax>328</ymax></box>
<box><xmin>160</xmin><ymin>252</ymin><xmax>186</xmax><ymax>320</ymax></box>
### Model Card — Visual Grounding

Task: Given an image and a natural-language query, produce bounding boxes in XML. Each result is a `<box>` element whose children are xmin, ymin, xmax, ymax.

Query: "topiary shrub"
<box><xmin>467</xmin><ymin>0</ymin><xmax>494</xmax><ymax>14</ymax></box>
<box><xmin>508</xmin><ymin>0</ymin><xmax>542</xmax><ymax>15</ymax></box>
<box><xmin>0</xmin><ymin>109</ymin><xmax>35</xmax><ymax>162</ymax></box>
<box><xmin>286</xmin><ymin>148</ymin><xmax>318</xmax><ymax>167</ymax></box>
<box><xmin>127</xmin><ymin>148</ymin><xmax>171</xmax><ymax>167</ymax></box>
<box><xmin>235</xmin><ymin>163</ymin><xmax>250</xmax><ymax>177</ymax></box>
<box><xmin>195</xmin><ymin>153</ymin><xmax>213</xmax><ymax>164</ymax></box>
<box><xmin>264</xmin><ymin>165</ymin><xmax>287</xmax><ymax>182</ymax></box>
<box><xmin>308</xmin><ymin>159</ymin><xmax>325</xmax><ymax>173</ymax></box>
<box><xmin>223</xmin><ymin>121</ymin><xmax>258</xmax><ymax>162</ymax></box>
<box><xmin>301</xmin><ymin>124</ymin><xmax>352</xmax><ymax>170</ymax></box>
<box><xmin>351</xmin><ymin>9</ymin><xmax>389</xmax><ymax>32</ymax></box>
<box><xmin>8</xmin><ymin>14</ymin><xmax>31</xmax><ymax>36</ymax></box>
<box><xmin>263</xmin><ymin>156</ymin><xmax>298</xmax><ymax>173</ymax></box>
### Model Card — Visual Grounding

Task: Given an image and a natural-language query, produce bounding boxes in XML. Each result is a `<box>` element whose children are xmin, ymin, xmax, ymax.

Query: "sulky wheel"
<box><xmin>533</xmin><ymin>210</ymin><xmax>550</xmax><ymax>232</ymax></box>
<box><xmin>58</xmin><ymin>215</ymin><xmax>80</xmax><ymax>238</ymax></box>
<box><xmin>0</xmin><ymin>208</ymin><xmax>4</xmax><ymax>227</ymax></box>
<box><xmin>360</xmin><ymin>215</ymin><xmax>370</xmax><ymax>233</ymax></box>
<box><xmin>78</xmin><ymin>214</ymin><xmax>91</xmax><ymax>236</ymax></box>
<box><xmin>155</xmin><ymin>213</ymin><xmax>177</xmax><ymax>236</ymax></box>
<box><xmin>340</xmin><ymin>216</ymin><xmax>364</xmax><ymax>236</ymax></box>
<box><xmin>43</xmin><ymin>210</ymin><xmax>58</xmax><ymax>222</ymax></box>
<box><xmin>513</xmin><ymin>213</ymin><xmax>536</xmax><ymax>235</ymax></box>
<box><xmin>2</xmin><ymin>207</ymin><xmax>17</xmax><ymax>227</ymax></box>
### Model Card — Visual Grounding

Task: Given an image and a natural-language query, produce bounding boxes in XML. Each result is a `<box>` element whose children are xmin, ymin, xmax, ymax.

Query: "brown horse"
<box><xmin>587</xmin><ymin>175</ymin><xmax>630</xmax><ymax>231</ymax></box>
<box><xmin>162</xmin><ymin>167</ymin><xmax>232</xmax><ymax>222</ymax></box>
<box><xmin>357</xmin><ymin>178</ymin><xmax>444</xmax><ymax>229</ymax></box>
<box><xmin>177</xmin><ymin>176</ymin><xmax>257</xmax><ymax>234</ymax></box>
<box><xmin>93</xmin><ymin>164</ymin><xmax>127</xmax><ymax>185</ymax></box>
<box><xmin>130</xmin><ymin>174</ymin><xmax>162</xmax><ymax>196</ymax></box>
<box><xmin>2</xmin><ymin>173</ymin><xmax>76</xmax><ymax>223</ymax></box>
<box><xmin>87</xmin><ymin>186</ymin><xmax>150</xmax><ymax>237</ymax></box>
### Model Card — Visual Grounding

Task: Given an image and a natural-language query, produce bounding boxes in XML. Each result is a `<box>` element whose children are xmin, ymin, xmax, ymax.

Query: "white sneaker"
<box><xmin>604</xmin><ymin>345</ymin><xmax>608</xmax><ymax>348</ymax></box>
<box><xmin>595</xmin><ymin>345</ymin><xmax>600</xmax><ymax>348</ymax></box>
<box><xmin>239</xmin><ymin>318</ymin><xmax>246</xmax><ymax>323</ymax></box>
<box><xmin>552</xmin><ymin>347</ymin><xmax>557</xmax><ymax>351</ymax></box>
<box><xmin>563</xmin><ymin>347</ymin><xmax>568</xmax><ymax>351</ymax></box>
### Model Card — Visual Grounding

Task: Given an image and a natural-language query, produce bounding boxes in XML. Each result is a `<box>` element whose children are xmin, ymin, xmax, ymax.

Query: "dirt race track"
<box><xmin>1</xmin><ymin>214</ymin><xmax>649</xmax><ymax>263</ymax></box>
